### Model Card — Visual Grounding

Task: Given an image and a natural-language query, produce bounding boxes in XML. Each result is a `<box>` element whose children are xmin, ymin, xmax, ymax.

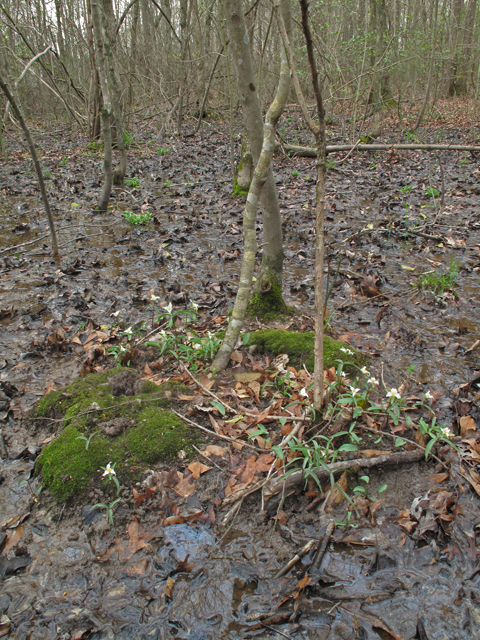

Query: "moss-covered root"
<box><xmin>247</xmin><ymin>329</ymin><xmax>367</xmax><ymax>372</ymax></box>
<box><xmin>246</xmin><ymin>279</ymin><xmax>295</xmax><ymax>320</ymax></box>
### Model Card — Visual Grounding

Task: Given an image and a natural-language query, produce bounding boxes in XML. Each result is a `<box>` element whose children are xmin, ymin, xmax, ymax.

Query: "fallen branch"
<box><xmin>275</xmin><ymin>538</ymin><xmax>316</xmax><ymax>578</ymax></box>
<box><xmin>284</xmin><ymin>142</ymin><xmax>480</xmax><ymax>157</ymax></box>
<box><xmin>263</xmin><ymin>449</ymin><xmax>425</xmax><ymax>501</ymax></box>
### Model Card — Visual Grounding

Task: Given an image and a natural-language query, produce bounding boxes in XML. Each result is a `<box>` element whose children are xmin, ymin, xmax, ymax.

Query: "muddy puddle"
<box><xmin>1</xmin><ymin>122</ymin><xmax>480</xmax><ymax>638</ymax></box>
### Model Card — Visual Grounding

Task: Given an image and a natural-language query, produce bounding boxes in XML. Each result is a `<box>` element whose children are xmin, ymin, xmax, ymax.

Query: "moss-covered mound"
<box><xmin>247</xmin><ymin>330</ymin><xmax>367</xmax><ymax>372</ymax></box>
<box><xmin>35</xmin><ymin>368</ymin><xmax>193</xmax><ymax>502</ymax></box>
<box><xmin>246</xmin><ymin>280</ymin><xmax>295</xmax><ymax>320</ymax></box>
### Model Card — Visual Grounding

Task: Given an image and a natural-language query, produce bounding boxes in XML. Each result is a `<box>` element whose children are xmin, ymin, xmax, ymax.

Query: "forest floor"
<box><xmin>1</xmin><ymin>101</ymin><xmax>480</xmax><ymax>639</ymax></box>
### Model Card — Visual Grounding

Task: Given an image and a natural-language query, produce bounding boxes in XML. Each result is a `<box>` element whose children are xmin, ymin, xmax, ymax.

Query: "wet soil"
<box><xmin>1</xmin><ymin>106</ymin><xmax>480</xmax><ymax>638</ymax></box>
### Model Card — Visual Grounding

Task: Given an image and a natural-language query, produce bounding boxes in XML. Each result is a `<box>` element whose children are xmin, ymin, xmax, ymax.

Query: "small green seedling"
<box><xmin>353</xmin><ymin>475</ymin><xmax>387</xmax><ymax>501</ymax></box>
<box><xmin>100</xmin><ymin>462</ymin><xmax>120</xmax><ymax>494</ymax></box>
<box><xmin>425</xmin><ymin>185</ymin><xmax>440</xmax><ymax>198</ymax></box>
<box><xmin>417</xmin><ymin>259</ymin><xmax>459</xmax><ymax>297</ymax></box>
<box><xmin>125</xmin><ymin>176</ymin><xmax>140</xmax><ymax>188</ymax></box>
<box><xmin>122</xmin><ymin>210</ymin><xmax>152</xmax><ymax>225</ymax></box>
<box><xmin>400</xmin><ymin>184</ymin><xmax>413</xmax><ymax>194</ymax></box>
<box><xmin>157</xmin><ymin>148</ymin><xmax>170</xmax><ymax>155</ymax></box>
<box><xmin>76</xmin><ymin>430</ymin><xmax>99</xmax><ymax>450</ymax></box>
<box><xmin>92</xmin><ymin>497</ymin><xmax>121</xmax><ymax>526</ymax></box>
<box><xmin>59</xmin><ymin>156</ymin><xmax>67</xmax><ymax>166</ymax></box>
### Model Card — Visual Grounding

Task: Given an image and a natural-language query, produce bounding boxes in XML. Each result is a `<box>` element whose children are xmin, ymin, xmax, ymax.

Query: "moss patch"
<box><xmin>35</xmin><ymin>368</ymin><xmax>193</xmax><ymax>502</ymax></box>
<box><xmin>247</xmin><ymin>330</ymin><xmax>367</xmax><ymax>372</ymax></box>
<box><xmin>246</xmin><ymin>280</ymin><xmax>295</xmax><ymax>320</ymax></box>
<box><xmin>232</xmin><ymin>178</ymin><xmax>249</xmax><ymax>197</ymax></box>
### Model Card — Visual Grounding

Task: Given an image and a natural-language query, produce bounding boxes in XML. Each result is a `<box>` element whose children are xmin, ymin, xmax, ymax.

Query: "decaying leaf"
<box><xmin>202</xmin><ymin>445</ymin><xmax>227</xmax><ymax>457</ymax></box>
<box><xmin>163</xmin><ymin>576</ymin><xmax>175</xmax><ymax>599</ymax></box>
<box><xmin>187</xmin><ymin>461</ymin><xmax>212</xmax><ymax>479</ymax></box>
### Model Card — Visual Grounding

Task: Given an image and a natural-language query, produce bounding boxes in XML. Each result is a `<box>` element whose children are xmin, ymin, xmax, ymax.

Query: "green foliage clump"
<box><xmin>247</xmin><ymin>329</ymin><xmax>367</xmax><ymax>372</ymax></box>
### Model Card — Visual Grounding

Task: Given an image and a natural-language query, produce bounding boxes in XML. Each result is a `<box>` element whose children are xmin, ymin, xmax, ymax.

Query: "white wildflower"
<box><xmin>386</xmin><ymin>388</ymin><xmax>401</xmax><ymax>400</ymax></box>
<box><xmin>164</xmin><ymin>302</ymin><xmax>173</xmax><ymax>314</ymax></box>
<box><xmin>440</xmin><ymin>426</ymin><xmax>453</xmax><ymax>438</ymax></box>
<box><xmin>124</xmin><ymin>326</ymin><xmax>133</xmax><ymax>335</ymax></box>
<box><xmin>193</xmin><ymin>343</ymin><xmax>202</xmax><ymax>350</ymax></box>
<box><xmin>341</xmin><ymin>372</ymin><xmax>347</xmax><ymax>379</ymax></box>
<box><xmin>361</xmin><ymin>366</ymin><xmax>369</xmax><ymax>375</ymax></box>
<box><xmin>191</xmin><ymin>301</ymin><xmax>199</xmax><ymax>311</ymax></box>
<box><xmin>150</xmin><ymin>293</ymin><xmax>160</xmax><ymax>302</ymax></box>
<box><xmin>349</xmin><ymin>386</ymin><xmax>361</xmax><ymax>396</ymax></box>
<box><xmin>119</xmin><ymin>345</ymin><xmax>126</xmax><ymax>352</ymax></box>
<box><xmin>340</xmin><ymin>347</ymin><xmax>353</xmax><ymax>355</ymax></box>
<box><xmin>111</xmin><ymin>310</ymin><xmax>120</xmax><ymax>317</ymax></box>
<box><xmin>102</xmin><ymin>463</ymin><xmax>116</xmax><ymax>477</ymax></box>
<box><xmin>424</xmin><ymin>390</ymin><xmax>433</xmax><ymax>400</ymax></box>
<box><xmin>299</xmin><ymin>387</ymin><xmax>309</xmax><ymax>398</ymax></box>
<box><xmin>368</xmin><ymin>377</ymin><xmax>379</xmax><ymax>386</ymax></box>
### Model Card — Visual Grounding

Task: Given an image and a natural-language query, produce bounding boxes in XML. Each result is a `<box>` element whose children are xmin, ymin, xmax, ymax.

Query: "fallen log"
<box><xmin>263</xmin><ymin>449</ymin><xmax>425</xmax><ymax>502</ymax></box>
<box><xmin>283</xmin><ymin>142</ymin><xmax>480</xmax><ymax>157</ymax></box>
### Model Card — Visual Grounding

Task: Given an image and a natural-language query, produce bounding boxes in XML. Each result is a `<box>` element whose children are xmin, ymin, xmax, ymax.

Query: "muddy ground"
<box><xmin>1</xmin><ymin>103</ymin><xmax>480</xmax><ymax>639</ymax></box>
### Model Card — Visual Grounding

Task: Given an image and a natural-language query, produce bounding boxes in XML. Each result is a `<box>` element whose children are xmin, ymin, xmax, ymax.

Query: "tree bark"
<box><xmin>91</xmin><ymin>0</ymin><xmax>114</xmax><ymax>211</ymax></box>
<box><xmin>225</xmin><ymin>0</ymin><xmax>289</xmax><ymax>316</ymax></box>
<box><xmin>211</xmin><ymin>0</ymin><xmax>291</xmax><ymax>372</ymax></box>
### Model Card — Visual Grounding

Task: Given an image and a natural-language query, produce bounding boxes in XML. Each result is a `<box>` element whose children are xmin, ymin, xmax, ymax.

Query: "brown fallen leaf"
<box><xmin>460</xmin><ymin>415</ymin><xmax>476</xmax><ymax>436</ymax></box>
<box><xmin>233</xmin><ymin>371</ymin><xmax>262</xmax><ymax>383</ymax></box>
<box><xmin>175</xmin><ymin>554</ymin><xmax>195</xmax><ymax>573</ymax></box>
<box><xmin>326</xmin><ymin>471</ymin><xmax>348</xmax><ymax>509</ymax></box>
<box><xmin>202</xmin><ymin>444</ymin><xmax>228</xmax><ymax>457</ymax></box>
<box><xmin>429</xmin><ymin>472</ymin><xmax>449</xmax><ymax>485</ymax></box>
<box><xmin>132</xmin><ymin>486</ymin><xmax>156</xmax><ymax>507</ymax></box>
<box><xmin>163</xmin><ymin>576</ymin><xmax>175</xmax><ymax>599</ymax></box>
<box><xmin>173</xmin><ymin>477</ymin><xmax>196</xmax><ymax>498</ymax></box>
<box><xmin>187</xmin><ymin>461</ymin><xmax>212</xmax><ymax>479</ymax></box>
<box><xmin>4</xmin><ymin>524</ymin><xmax>24</xmax><ymax>552</ymax></box>
<box><xmin>178</xmin><ymin>394</ymin><xmax>196</xmax><ymax>401</ymax></box>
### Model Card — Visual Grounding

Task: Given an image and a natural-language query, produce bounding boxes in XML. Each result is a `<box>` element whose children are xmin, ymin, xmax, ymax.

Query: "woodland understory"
<box><xmin>2</xmin><ymin>0</ymin><xmax>480</xmax><ymax>635</ymax></box>
<box><xmin>0</xmin><ymin>101</ymin><xmax>480</xmax><ymax>639</ymax></box>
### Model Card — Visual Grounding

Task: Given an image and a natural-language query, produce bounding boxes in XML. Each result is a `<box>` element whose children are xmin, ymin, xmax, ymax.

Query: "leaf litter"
<box><xmin>1</xmin><ymin>110</ymin><xmax>480</xmax><ymax>636</ymax></box>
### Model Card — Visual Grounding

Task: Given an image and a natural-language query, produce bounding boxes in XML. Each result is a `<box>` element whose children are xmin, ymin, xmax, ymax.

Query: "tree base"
<box><xmin>246</xmin><ymin>279</ymin><xmax>295</xmax><ymax>320</ymax></box>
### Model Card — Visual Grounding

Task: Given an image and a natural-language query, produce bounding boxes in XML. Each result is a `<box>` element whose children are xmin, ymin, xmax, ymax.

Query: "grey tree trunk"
<box><xmin>226</xmin><ymin>0</ymin><xmax>290</xmax><ymax>318</ymax></box>
<box><xmin>211</xmin><ymin>0</ymin><xmax>291</xmax><ymax>371</ymax></box>
<box><xmin>91</xmin><ymin>0</ymin><xmax>114</xmax><ymax>211</ymax></box>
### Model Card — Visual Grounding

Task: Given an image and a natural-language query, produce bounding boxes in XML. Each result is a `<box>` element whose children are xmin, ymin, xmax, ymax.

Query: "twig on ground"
<box><xmin>171</xmin><ymin>409</ymin><xmax>262</xmax><ymax>452</ymax></box>
<box><xmin>274</xmin><ymin>539</ymin><xmax>316</xmax><ymax>578</ymax></box>
<box><xmin>312</xmin><ymin>520</ymin><xmax>335</xmax><ymax>569</ymax></box>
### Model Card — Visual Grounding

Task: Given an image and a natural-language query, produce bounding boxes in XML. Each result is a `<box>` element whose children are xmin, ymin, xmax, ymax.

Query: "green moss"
<box><xmin>34</xmin><ymin>369</ymin><xmax>193</xmax><ymax>502</ymax></box>
<box><xmin>246</xmin><ymin>279</ymin><xmax>295</xmax><ymax>320</ymax></box>
<box><xmin>247</xmin><ymin>329</ymin><xmax>367</xmax><ymax>372</ymax></box>
<box><xmin>232</xmin><ymin>178</ymin><xmax>249</xmax><ymax>197</ymax></box>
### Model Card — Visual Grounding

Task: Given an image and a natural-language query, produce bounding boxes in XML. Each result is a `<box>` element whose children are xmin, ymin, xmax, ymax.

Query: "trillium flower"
<box><xmin>368</xmin><ymin>377</ymin><xmax>379</xmax><ymax>386</ymax></box>
<box><xmin>424</xmin><ymin>390</ymin><xmax>433</xmax><ymax>400</ymax></box>
<box><xmin>386</xmin><ymin>388</ymin><xmax>401</xmax><ymax>400</ymax></box>
<box><xmin>299</xmin><ymin>387</ymin><xmax>309</xmax><ymax>398</ymax></box>
<box><xmin>193</xmin><ymin>343</ymin><xmax>202</xmax><ymax>350</ymax></box>
<box><xmin>340</xmin><ymin>347</ymin><xmax>353</xmax><ymax>355</ymax></box>
<box><xmin>164</xmin><ymin>302</ymin><xmax>173</xmax><ymax>313</ymax></box>
<box><xmin>340</xmin><ymin>372</ymin><xmax>347</xmax><ymax>379</ymax></box>
<box><xmin>361</xmin><ymin>366</ymin><xmax>369</xmax><ymax>375</ymax></box>
<box><xmin>102</xmin><ymin>463</ymin><xmax>116</xmax><ymax>477</ymax></box>
<box><xmin>191</xmin><ymin>301</ymin><xmax>199</xmax><ymax>311</ymax></box>
<box><xmin>124</xmin><ymin>326</ymin><xmax>133</xmax><ymax>335</ymax></box>
<box><xmin>441</xmin><ymin>426</ymin><xmax>453</xmax><ymax>438</ymax></box>
<box><xmin>120</xmin><ymin>345</ymin><xmax>126</xmax><ymax>352</ymax></box>
<box><xmin>349</xmin><ymin>386</ymin><xmax>360</xmax><ymax>396</ymax></box>
<box><xmin>111</xmin><ymin>310</ymin><xmax>120</xmax><ymax>317</ymax></box>
<box><xmin>150</xmin><ymin>293</ymin><xmax>160</xmax><ymax>302</ymax></box>
<box><xmin>159</xmin><ymin>329</ymin><xmax>167</xmax><ymax>338</ymax></box>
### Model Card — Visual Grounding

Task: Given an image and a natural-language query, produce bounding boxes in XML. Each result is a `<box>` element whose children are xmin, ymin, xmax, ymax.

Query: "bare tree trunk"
<box><xmin>103</xmin><ymin>0</ymin><xmax>127</xmax><ymax>184</ymax></box>
<box><xmin>0</xmin><ymin>71</ymin><xmax>58</xmax><ymax>257</ymax></box>
<box><xmin>91</xmin><ymin>0</ymin><xmax>114</xmax><ymax>211</ymax></box>
<box><xmin>279</xmin><ymin>0</ymin><xmax>325</xmax><ymax>409</ymax></box>
<box><xmin>211</xmin><ymin>0</ymin><xmax>291</xmax><ymax>371</ymax></box>
<box><xmin>225</xmin><ymin>0</ymin><xmax>289</xmax><ymax>318</ymax></box>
